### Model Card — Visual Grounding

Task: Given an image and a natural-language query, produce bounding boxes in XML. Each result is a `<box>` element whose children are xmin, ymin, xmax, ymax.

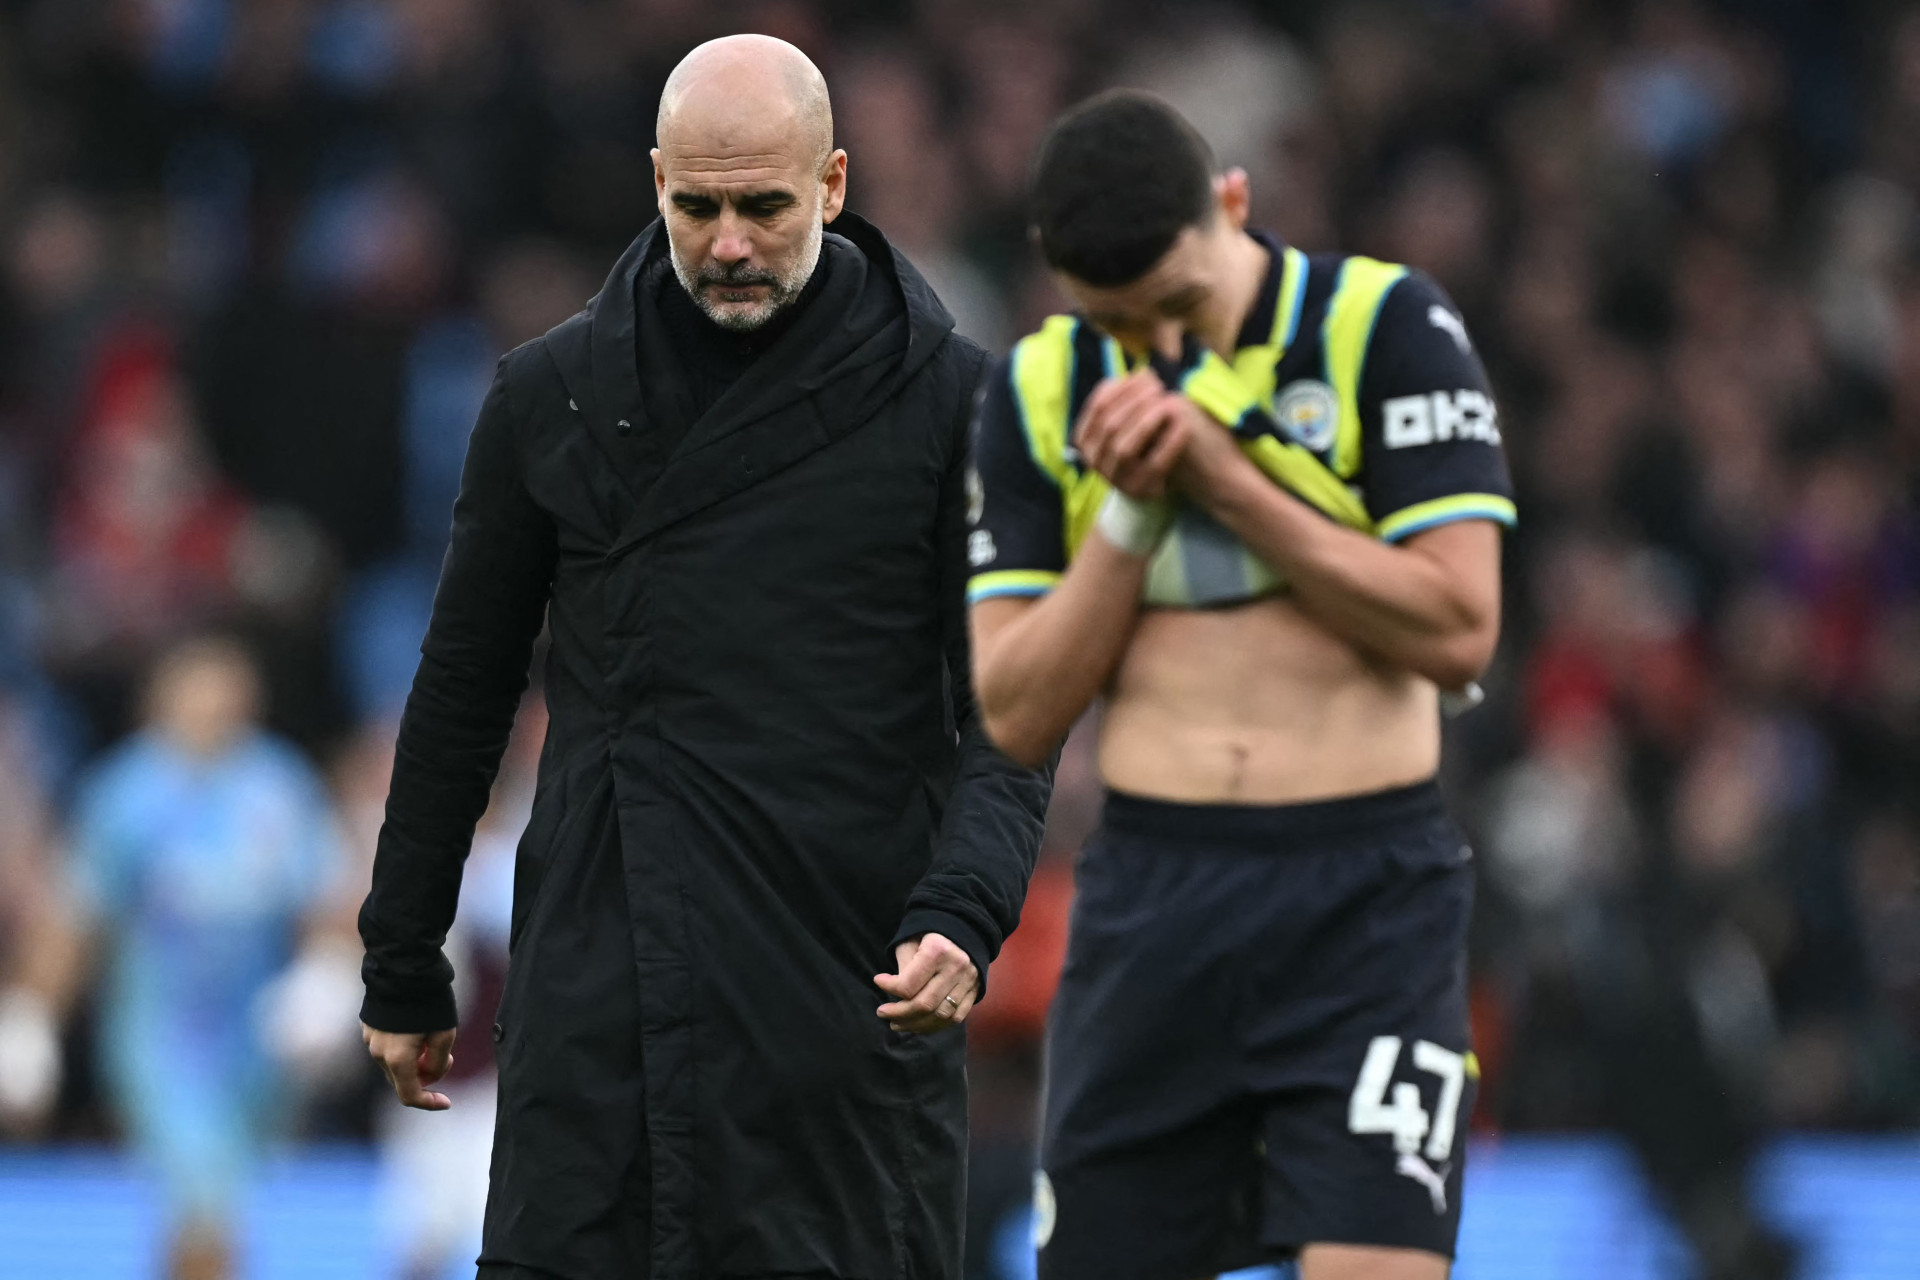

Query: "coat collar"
<box><xmin>552</xmin><ymin>212</ymin><xmax>957</xmax><ymax>551</ymax></box>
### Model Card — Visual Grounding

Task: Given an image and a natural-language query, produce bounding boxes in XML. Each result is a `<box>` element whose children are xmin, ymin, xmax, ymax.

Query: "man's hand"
<box><xmin>1074</xmin><ymin>371</ymin><xmax>1192</xmax><ymax>499</ymax></box>
<box><xmin>362</xmin><ymin>1022</ymin><xmax>458</xmax><ymax>1111</ymax></box>
<box><xmin>1168</xmin><ymin>396</ymin><xmax>1262</xmax><ymax>507</ymax></box>
<box><xmin>874</xmin><ymin>933</ymin><xmax>978</xmax><ymax>1034</ymax></box>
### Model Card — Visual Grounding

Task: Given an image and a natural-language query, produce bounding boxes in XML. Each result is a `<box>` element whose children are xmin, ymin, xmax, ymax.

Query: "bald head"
<box><xmin>651</xmin><ymin>34</ymin><xmax>848</xmax><ymax>332</ymax></box>
<box><xmin>657</xmin><ymin>34</ymin><xmax>833</xmax><ymax>171</ymax></box>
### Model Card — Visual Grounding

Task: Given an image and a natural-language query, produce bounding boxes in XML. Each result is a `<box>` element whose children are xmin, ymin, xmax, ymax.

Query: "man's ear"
<box><xmin>1215</xmin><ymin>167</ymin><xmax>1252</xmax><ymax>230</ymax></box>
<box><xmin>651</xmin><ymin>149</ymin><xmax>669</xmax><ymax>214</ymax></box>
<box><xmin>820</xmin><ymin>149</ymin><xmax>849</xmax><ymax>224</ymax></box>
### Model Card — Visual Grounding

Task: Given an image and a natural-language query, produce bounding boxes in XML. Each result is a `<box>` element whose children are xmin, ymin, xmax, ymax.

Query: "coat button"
<box><xmin>490</xmin><ymin>1022</ymin><xmax>503</xmax><ymax>1042</ymax></box>
<box><xmin>616</xmin><ymin>419</ymin><xmax>633</xmax><ymax>436</ymax></box>
<box><xmin>568</xmin><ymin>398</ymin><xmax>579</xmax><ymax>412</ymax></box>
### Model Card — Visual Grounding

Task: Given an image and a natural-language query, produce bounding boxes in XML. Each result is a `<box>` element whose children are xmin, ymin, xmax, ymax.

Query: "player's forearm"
<box><xmin>970</xmin><ymin>540</ymin><xmax>1148</xmax><ymax>767</ymax></box>
<box><xmin>1203</xmin><ymin>467</ymin><xmax>1498</xmax><ymax>688</ymax></box>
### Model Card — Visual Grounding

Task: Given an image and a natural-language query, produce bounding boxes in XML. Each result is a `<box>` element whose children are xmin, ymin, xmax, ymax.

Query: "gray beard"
<box><xmin>670</xmin><ymin>218</ymin><xmax>824</xmax><ymax>332</ymax></box>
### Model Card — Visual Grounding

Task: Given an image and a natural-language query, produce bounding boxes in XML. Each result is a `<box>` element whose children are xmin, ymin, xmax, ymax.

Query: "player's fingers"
<box><xmin>948</xmin><ymin>984</ymin><xmax>979</xmax><ymax>1025</ymax></box>
<box><xmin>1088</xmin><ymin>369</ymin><xmax>1158</xmax><ymax>408</ymax></box>
<box><xmin>1120</xmin><ymin>387</ymin><xmax>1190</xmax><ymax>454</ymax></box>
<box><xmin>1075</xmin><ymin>374</ymin><xmax>1159</xmax><ymax>453</ymax></box>
<box><xmin>1106</xmin><ymin>393</ymin><xmax>1173</xmax><ymax>458</ymax></box>
<box><xmin>1101</xmin><ymin>373</ymin><xmax>1164</xmax><ymax>429</ymax></box>
<box><xmin>1071</xmin><ymin>378</ymin><xmax>1126</xmax><ymax>444</ymax></box>
<box><xmin>1108</xmin><ymin>414</ymin><xmax>1182</xmax><ymax>496</ymax></box>
<box><xmin>1138</xmin><ymin>401</ymin><xmax>1195</xmax><ymax>476</ymax></box>
<box><xmin>1088</xmin><ymin>400</ymin><xmax>1169</xmax><ymax>490</ymax></box>
<box><xmin>1077</xmin><ymin>405</ymin><xmax>1130</xmax><ymax>475</ymax></box>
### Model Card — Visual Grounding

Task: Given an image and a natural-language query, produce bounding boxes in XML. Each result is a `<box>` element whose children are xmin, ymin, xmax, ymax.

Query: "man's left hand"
<box><xmin>1075</xmin><ymin>372</ymin><xmax>1192</xmax><ymax>499</ymax></box>
<box><xmin>875</xmin><ymin>933</ymin><xmax>978</xmax><ymax>1034</ymax></box>
<box><xmin>1170</xmin><ymin>396</ymin><xmax>1262</xmax><ymax>506</ymax></box>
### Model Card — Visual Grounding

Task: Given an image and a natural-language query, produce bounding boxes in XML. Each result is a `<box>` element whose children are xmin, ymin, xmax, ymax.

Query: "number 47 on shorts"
<box><xmin>1346</xmin><ymin>1036</ymin><xmax>1475</xmax><ymax>1214</ymax></box>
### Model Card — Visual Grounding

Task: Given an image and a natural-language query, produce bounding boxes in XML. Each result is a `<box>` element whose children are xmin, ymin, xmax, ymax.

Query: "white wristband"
<box><xmin>1095</xmin><ymin>491</ymin><xmax>1174</xmax><ymax>558</ymax></box>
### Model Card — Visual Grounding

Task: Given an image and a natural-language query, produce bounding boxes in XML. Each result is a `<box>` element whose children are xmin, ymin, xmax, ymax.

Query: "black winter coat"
<box><xmin>357</xmin><ymin>214</ymin><xmax>1052</xmax><ymax>1280</ymax></box>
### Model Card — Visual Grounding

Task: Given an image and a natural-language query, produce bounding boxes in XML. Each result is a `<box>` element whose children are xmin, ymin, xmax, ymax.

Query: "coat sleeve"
<box><xmin>890</xmin><ymin>343</ymin><xmax>1055</xmax><ymax>993</ymax></box>
<box><xmin>358</xmin><ymin>351</ymin><xmax>558</xmax><ymax>1032</ymax></box>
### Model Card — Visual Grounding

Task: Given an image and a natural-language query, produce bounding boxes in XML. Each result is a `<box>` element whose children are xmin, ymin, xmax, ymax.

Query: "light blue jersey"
<box><xmin>69</xmin><ymin>729</ymin><xmax>343</xmax><ymax>1218</ymax></box>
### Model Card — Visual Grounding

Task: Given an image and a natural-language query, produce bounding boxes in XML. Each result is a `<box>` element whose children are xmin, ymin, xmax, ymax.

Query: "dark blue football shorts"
<box><xmin>1035</xmin><ymin>781</ymin><xmax>1478</xmax><ymax>1280</ymax></box>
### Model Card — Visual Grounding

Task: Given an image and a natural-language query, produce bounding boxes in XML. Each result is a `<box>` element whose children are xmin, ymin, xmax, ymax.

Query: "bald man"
<box><xmin>355</xmin><ymin>35</ymin><xmax>1050</xmax><ymax>1280</ymax></box>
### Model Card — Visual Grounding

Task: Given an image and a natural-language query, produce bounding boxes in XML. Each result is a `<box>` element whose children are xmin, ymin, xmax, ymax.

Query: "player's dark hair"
<box><xmin>1030</xmin><ymin>89</ymin><xmax>1218</xmax><ymax>288</ymax></box>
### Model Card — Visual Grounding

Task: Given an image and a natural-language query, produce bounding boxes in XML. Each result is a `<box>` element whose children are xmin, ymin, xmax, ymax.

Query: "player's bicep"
<box><xmin>968</xmin><ymin>595</ymin><xmax>1040</xmax><ymax>666</ymax></box>
<box><xmin>1360</xmin><ymin>273</ymin><xmax>1516</xmax><ymax>542</ymax></box>
<box><xmin>966</xmin><ymin>359</ymin><xmax>1067</xmax><ymax>604</ymax></box>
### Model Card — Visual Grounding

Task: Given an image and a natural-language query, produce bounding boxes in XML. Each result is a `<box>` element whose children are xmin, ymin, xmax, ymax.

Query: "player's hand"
<box><xmin>1074</xmin><ymin>371</ymin><xmax>1192</xmax><ymax>500</ymax></box>
<box><xmin>1170</xmin><ymin>398</ymin><xmax>1260</xmax><ymax>505</ymax></box>
<box><xmin>874</xmin><ymin>933</ymin><xmax>978</xmax><ymax>1034</ymax></box>
<box><xmin>362</xmin><ymin>1022</ymin><xmax>458</xmax><ymax>1111</ymax></box>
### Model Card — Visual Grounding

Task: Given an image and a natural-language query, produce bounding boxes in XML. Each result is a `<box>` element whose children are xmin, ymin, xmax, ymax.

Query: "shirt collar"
<box><xmin>1232</xmin><ymin>229</ymin><xmax>1287</xmax><ymax>352</ymax></box>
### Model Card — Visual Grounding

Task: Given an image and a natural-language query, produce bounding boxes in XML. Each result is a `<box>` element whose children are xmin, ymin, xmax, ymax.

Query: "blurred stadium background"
<box><xmin>0</xmin><ymin>0</ymin><xmax>1918</xmax><ymax>1276</ymax></box>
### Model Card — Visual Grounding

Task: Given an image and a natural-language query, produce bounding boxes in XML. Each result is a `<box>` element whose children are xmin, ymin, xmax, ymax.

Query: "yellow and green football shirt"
<box><xmin>965</xmin><ymin>233</ymin><xmax>1516</xmax><ymax>608</ymax></box>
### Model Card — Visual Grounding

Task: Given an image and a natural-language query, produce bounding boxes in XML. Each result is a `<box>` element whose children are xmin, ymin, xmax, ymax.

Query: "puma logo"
<box><xmin>1427</xmin><ymin>305</ymin><xmax>1471</xmax><ymax>354</ymax></box>
<box><xmin>1397</xmin><ymin>1151</ymin><xmax>1451</xmax><ymax>1215</ymax></box>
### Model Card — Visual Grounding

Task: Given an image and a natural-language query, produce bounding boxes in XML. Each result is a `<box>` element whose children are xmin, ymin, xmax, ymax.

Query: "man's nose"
<box><xmin>711</xmin><ymin>211</ymin><xmax>753</xmax><ymax>264</ymax></box>
<box><xmin>1152</xmin><ymin>321</ymin><xmax>1183</xmax><ymax>363</ymax></box>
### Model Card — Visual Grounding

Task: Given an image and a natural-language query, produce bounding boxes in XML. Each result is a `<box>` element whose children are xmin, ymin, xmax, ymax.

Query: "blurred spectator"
<box><xmin>60</xmin><ymin>636</ymin><xmax>345</xmax><ymax>1280</ymax></box>
<box><xmin>48</xmin><ymin>327</ymin><xmax>251</xmax><ymax>655</ymax></box>
<box><xmin>0</xmin><ymin>686</ymin><xmax>70</xmax><ymax>1139</ymax></box>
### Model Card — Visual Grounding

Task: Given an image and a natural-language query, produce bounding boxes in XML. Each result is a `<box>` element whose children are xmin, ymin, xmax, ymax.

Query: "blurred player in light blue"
<box><xmin>67</xmin><ymin>635</ymin><xmax>343</xmax><ymax>1280</ymax></box>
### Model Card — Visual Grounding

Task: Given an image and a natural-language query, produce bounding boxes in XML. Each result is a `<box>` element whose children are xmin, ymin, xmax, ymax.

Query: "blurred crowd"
<box><xmin>0</xmin><ymin>0</ymin><xmax>1918</xmax><ymax>1276</ymax></box>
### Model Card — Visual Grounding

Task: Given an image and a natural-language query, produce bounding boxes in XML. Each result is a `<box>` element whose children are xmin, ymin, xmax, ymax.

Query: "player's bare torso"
<box><xmin>1099</xmin><ymin>592</ymin><xmax>1440</xmax><ymax>805</ymax></box>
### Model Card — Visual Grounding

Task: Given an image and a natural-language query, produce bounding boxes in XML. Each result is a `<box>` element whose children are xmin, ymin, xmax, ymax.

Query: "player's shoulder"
<box><xmin>1003</xmin><ymin>313</ymin><xmax>1084</xmax><ymax>381</ymax></box>
<box><xmin>1305</xmin><ymin>251</ymin><xmax>1456</xmax><ymax>319</ymax></box>
<box><xmin>1297</xmin><ymin>255</ymin><xmax>1483</xmax><ymax>397</ymax></box>
<box><xmin>1366</xmin><ymin>266</ymin><xmax>1477</xmax><ymax>363</ymax></box>
<box><xmin>981</xmin><ymin>313</ymin><xmax>1085</xmax><ymax>424</ymax></box>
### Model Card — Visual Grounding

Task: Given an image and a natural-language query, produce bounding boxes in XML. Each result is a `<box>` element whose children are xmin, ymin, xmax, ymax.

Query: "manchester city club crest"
<box><xmin>1274</xmin><ymin>379</ymin><xmax>1339</xmax><ymax>453</ymax></box>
